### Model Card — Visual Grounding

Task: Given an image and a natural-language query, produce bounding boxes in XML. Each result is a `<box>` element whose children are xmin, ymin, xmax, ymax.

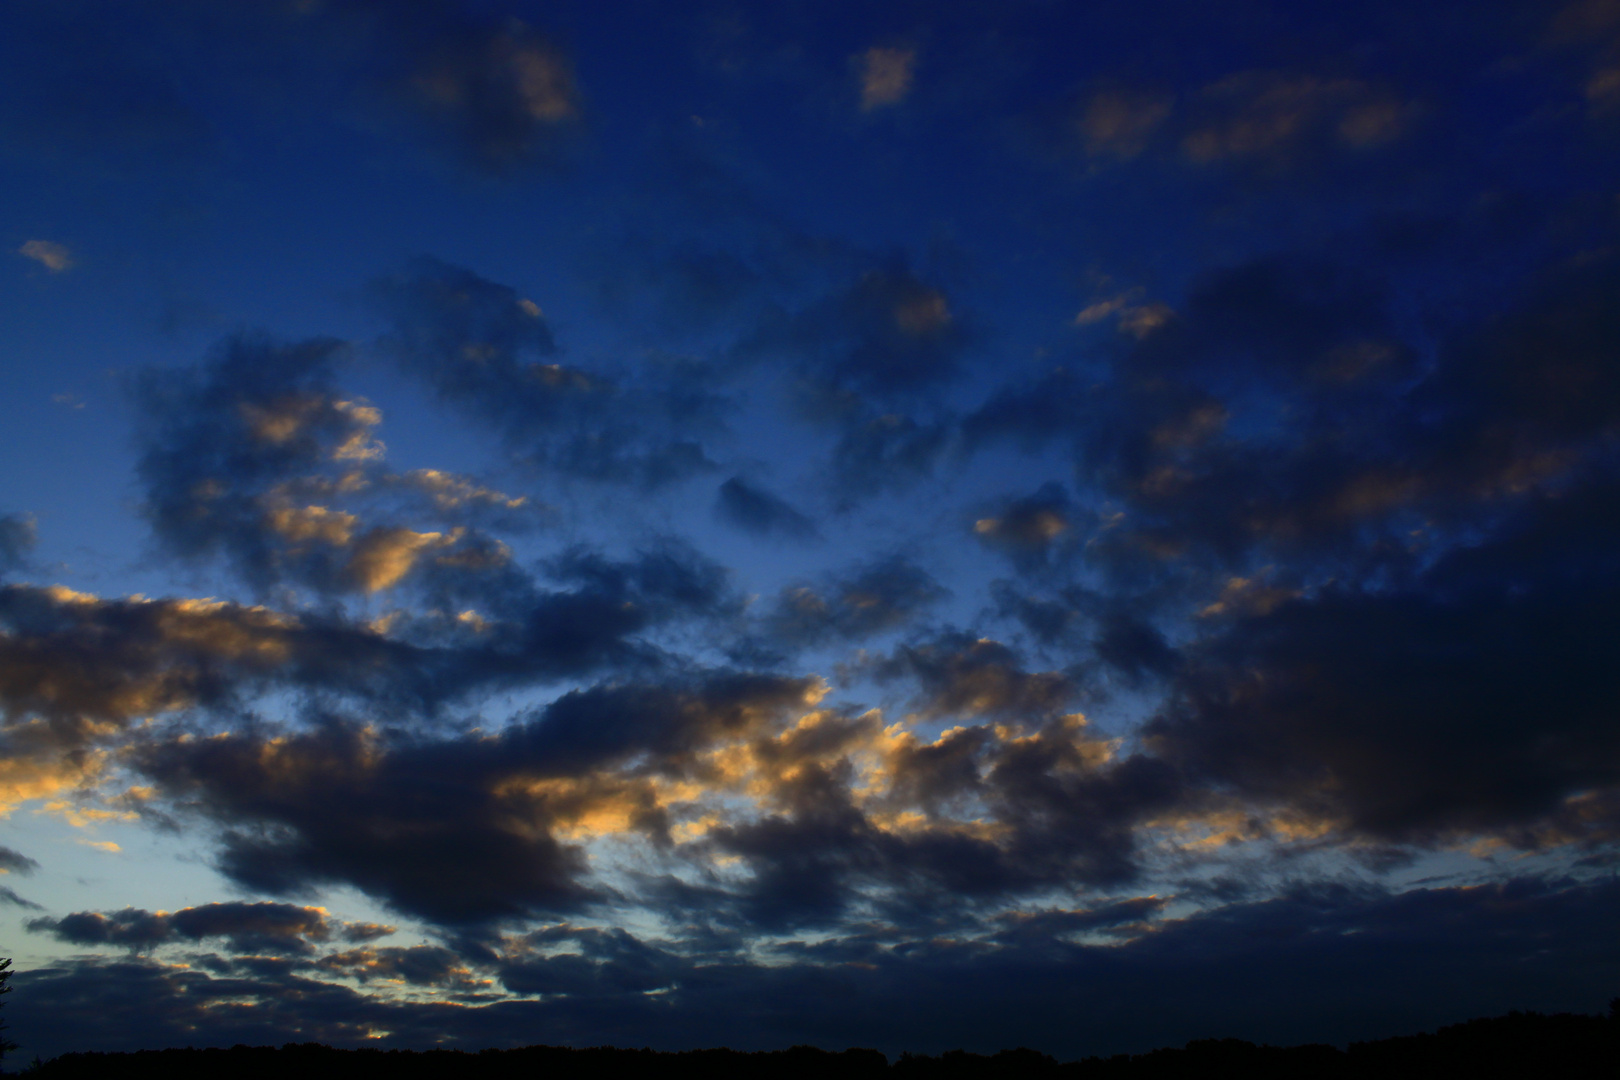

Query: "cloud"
<box><xmin>373</xmin><ymin>258</ymin><xmax>724</xmax><ymax>488</ymax></box>
<box><xmin>318</xmin><ymin>944</ymin><xmax>485</xmax><ymax>991</ymax></box>
<box><xmin>1065</xmin><ymin>65</ymin><xmax>1414</xmax><ymax>178</ymax></box>
<box><xmin>1089</xmin><ymin>608</ymin><xmax>1178</xmax><ymax>686</ymax></box>
<box><xmin>18</xmin><ymin>240</ymin><xmax>72</xmax><ymax>272</ymax></box>
<box><xmin>133</xmin><ymin>333</ymin><xmax>375</xmax><ymax>592</ymax></box>
<box><xmin>29</xmin><ymin>901</ymin><xmax>333</xmax><ymax>955</ymax></box>
<box><xmin>132</xmin><ymin>328</ymin><xmax>570</xmax><ymax>604</ymax></box>
<box><xmin>1074</xmin><ymin>291</ymin><xmax>1175</xmax><ymax>339</ymax></box>
<box><xmin>0</xmin><ymin>885</ymin><xmax>41</xmax><ymax>909</ymax></box>
<box><xmin>972</xmin><ymin>483</ymin><xmax>1074</xmax><ymax>572</ymax></box>
<box><xmin>714</xmin><ymin>477</ymin><xmax>818</xmax><ymax>540</ymax></box>
<box><xmin>0</xmin><ymin>844</ymin><xmax>40</xmax><ymax>875</ymax></box>
<box><xmin>0</xmin><ymin>536</ymin><xmax>741</xmax><ymax>760</ymax></box>
<box><xmin>759</xmin><ymin>556</ymin><xmax>948</xmax><ymax>651</ymax></box>
<box><xmin>0</xmin><ymin>7</ymin><xmax>1612</xmax><ymax>1065</ymax></box>
<box><xmin>0</xmin><ymin>513</ymin><xmax>34</xmax><ymax>577</ymax></box>
<box><xmin>748</xmin><ymin>262</ymin><xmax>967</xmax><ymax>401</ymax></box>
<box><xmin>858</xmin><ymin>47</ymin><xmax>916</xmax><ymax>110</ymax></box>
<box><xmin>971</xmin><ymin>245</ymin><xmax>1620</xmax><ymax>585</ymax></box>
<box><xmin>246</xmin><ymin>1</ymin><xmax>586</xmax><ymax>176</ymax></box>
<box><xmin>95</xmin><ymin>641</ymin><xmax>1183</xmax><ymax>937</ymax></box>
<box><xmin>132</xmin><ymin>722</ymin><xmax>599</xmax><ymax>928</ymax></box>
<box><xmin>387</xmin><ymin>469</ymin><xmax>534</xmax><ymax>524</ymax></box>
<box><xmin>0</xmin><ymin>584</ymin><xmax>313</xmax><ymax>736</ymax></box>
<box><xmin>18</xmin><ymin>875</ymin><xmax>1613</xmax><ymax>1061</ymax></box>
<box><xmin>393</xmin><ymin>15</ymin><xmax>580</xmax><ymax>174</ymax></box>
<box><xmin>499</xmin><ymin>925</ymin><xmax>681</xmax><ymax>998</ymax></box>
<box><xmin>1148</xmin><ymin>473</ymin><xmax>1620</xmax><ymax>847</ymax></box>
<box><xmin>828</xmin><ymin>413</ymin><xmax>953</xmax><ymax>505</ymax></box>
<box><xmin>870</xmin><ymin>633</ymin><xmax>1075</xmax><ymax>723</ymax></box>
<box><xmin>674</xmin><ymin>703</ymin><xmax>1179</xmax><ymax>930</ymax></box>
<box><xmin>344</xmin><ymin>525</ymin><xmax>457</xmax><ymax>592</ymax></box>
<box><xmin>11</xmin><ymin>956</ymin><xmax>407</xmax><ymax>1055</ymax></box>
<box><xmin>964</xmin><ymin>240</ymin><xmax>1620</xmax><ymax>850</ymax></box>
<box><xmin>1181</xmin><ymin>72</ymin><xmax>1410</xmax><ymax>165</ymax></box>
<box><xmin>1077</xmin><ymin>88</ymin><xmax>1173</xmax><ymax>159</ymax></box>
<box><xmin>130</xmin><ymin>672</ymin><xmax>819</xmax><ymax>928</ymax></box>
<box><xmin>994</xmin><ymin>896</ymin><xmax>1169</xmax><ymax>942</ymax></box>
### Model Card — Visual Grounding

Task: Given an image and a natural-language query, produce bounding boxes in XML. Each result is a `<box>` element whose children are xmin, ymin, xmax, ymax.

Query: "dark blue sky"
<box><xmin>2</xmin><ymin>0</ymin><xmax>1618</xmax><ymax>1061</ymax></box>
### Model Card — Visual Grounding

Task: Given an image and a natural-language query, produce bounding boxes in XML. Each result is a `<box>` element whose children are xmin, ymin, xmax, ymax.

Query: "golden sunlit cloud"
<box><xmin>19</xmin><ymin>239</ymin><xmax>73</xmax><ymax>272</ymax></box>
<box><xmin>346</xmin><ymin>527</ymin><xmax>457</xmax><ymax>592</ymax></box>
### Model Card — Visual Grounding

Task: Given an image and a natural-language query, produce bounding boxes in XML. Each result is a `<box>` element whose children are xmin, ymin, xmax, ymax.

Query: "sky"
<box><xmin>1</xmin><ymin>0</ymin><xmax>1619</xmax><ymax>1062</ymax></box>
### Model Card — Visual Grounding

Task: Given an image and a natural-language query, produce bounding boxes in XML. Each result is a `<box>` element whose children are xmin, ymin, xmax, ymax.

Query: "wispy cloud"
<box><xmin>18</xmin><ymin>240</ymin><xmax>72</xmax><ymax>272</ymax></box>
<box><xmin>858</xmin><ymin>46</ymin><xmax>916</xmax><ymax>110</ymax></box>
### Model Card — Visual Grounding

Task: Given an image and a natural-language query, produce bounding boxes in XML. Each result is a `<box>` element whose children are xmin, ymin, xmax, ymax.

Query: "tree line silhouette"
<box><xmin>5</xmin><ymin>1003</ymin><xmax>1615</xmax><ymax>1079</ymax></box>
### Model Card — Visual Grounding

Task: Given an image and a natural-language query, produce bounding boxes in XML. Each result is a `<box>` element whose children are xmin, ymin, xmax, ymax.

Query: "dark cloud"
<box><xmin>0</xmin><ymin>584</ymin><xmax>347</xmax><ymax>763</ymax></box>
<box><xmin>499</xmin><ymin>926</ymin><xmax>681</xmax><ymax>998</ymax></box>
<box><xmin>133</xmin><ymin>330</ymin><xmax>548</xmax><ymax>600</ymax></box>
<box><xmin>384</xmin><ymin>13</ymin><xmax>580</xmax><ymax>175</ymax></box>
<box><xmin>970</xmin><ymin>244</ymin><xmax>1620</xmax><ymax>585</ymax></box>
<box><xmin>985</xmin><ymin>582</ymin><xmax>1177</xmax><ymax>689</ymax></box>
<box><xmin>827</xmin><ymin>412</ymin><xmax>953</xmax><ymax>505</ymax></box>
<box><xmin>715</xmin><ymin>477</ymin><xmax>819</xmax><ymax>541</ymax></box>
<box><xmin>102</xmin><ymin>642</ymin><xmax>1177</xmax><ymax>937</ymax></box>
<box><xmin>30</xmin><ymin>909</ymin><xmax>168</xmax><ymax>951</ymax></box>
<box><xmin>134</xmin><ymin>333</ymin><xmax>371</xmax><ymax>591</ymax></box>
<box><xmin>870</xmin><ymin>633</ymin><xmax>1075</xmax><ymax>723</ymax></box>
<box><xmin>1148</xmin><ymin>473</ymin><xmax>1620</xmax><ymax>846</ymax></box>
<box><xmin>0</xmin><ymin>574</ymin><xmax>667</xmax><ymax>729</ymax></box>
<box><xmin>745</xmin><ymin>262</ymin><xmax>969</xmax><ymax>400</ymax></box>
<box><xmin>4</xmin><ymin>7</ymin><xmax>1616</xmax><ymax>1059</ymax></box>
<box><xmin>132</xmin><ymin>671</ymin><xmax>818</xmax><ymax>928</ymax></box>
<box><xmin>133</xmin><ymin>720</ymin><xmax>598</xmax><ymax>928</ymax></box>
<box><xmin>964</xmin><ymin>366</ymin><xmax>1093</xmax><ymax>458</ymax></box>
<box><xmin>759</xmin><ymin>556</ymin><xmax>948</xmax><ymax>650</ymax></box>
<box><xmin>0</xmin><ymin>513</ymin><xmax>35</xmax><ymax>577</ymax></box>
<box><xmin>373</xmin><ymin>258</ymin><xmax>725</xmax><ymax>487</ymax></box>
<box><xmin>0</xmin><ymin>0</ymin><xmax>589</xmax><ymax>179</ymax></box>
<box><xmin>691</xmin><ymin>705</ymin><xmax>1180</xmax><ymax>930</ymax></box>
<box><xmin>1089</xmin><ymin>608</ymin><xmax>1178</xmax><ymax>685</ymax></box>
<box><xmin>971</xmin><ymin>483</ymin><xmax>1075</xmax><ymax>572</ymax></box>
<box><xmin>547</xmin><ymin>541</ymin><xmax>733</xmax><ymax>623</ymax></box>
<box><xmin>13</xmin><ymin>876</ymin><xmax>1615</xmax><ymax>1061</ymax></box>
<box><xmin>507</xmin><ymin>671</ymin><xmax>818</xmax><ymax>781</ymax></box>
<box><xmin>0</xmin><ymin>540</ymin><xmax>747</xmax><ymax>829</ymax></box>
<box><xmin>0</xmin><ymin>885</ymin><xmax>41</xmax><ymax>910</ymax></box>
<box><xmin>317</xmin><ymin>944</ymin><xmax>483</xmax><ymax>991</ymax></box>
<box><xmin>0</xmin><ymin>843</ymin><xmax>39</xmax><ymax>875</ymax></box>
<box><xmin>989</xmin><ymin>581</ymin><xmax>1087</xmax><ymax>645</ymax></box>
<box><xmin>28</xmin><ymin>901</ymin><xmax>332</xmax><ymax>955</ymax></box>
<box><xmin>11</xmin><ymin>956</ymin><xmax>411</xmax><ymax>1058</ymax></box>
<box><xmin>725</xmin><ymin>260</ymin><xmax>966</xmax><ymax>505</ymax></box>
<box><xmin>994</xmin><ymin>896</ymin><xmax>1169</xmax><ymax>942</ymax></box>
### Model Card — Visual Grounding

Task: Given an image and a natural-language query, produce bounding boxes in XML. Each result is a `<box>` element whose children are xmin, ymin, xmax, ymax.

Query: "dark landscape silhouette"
<box><xmin>15</xmin><ymin>1001</ymin><xmax>1618</xmax><ymax>1079</ymax></box>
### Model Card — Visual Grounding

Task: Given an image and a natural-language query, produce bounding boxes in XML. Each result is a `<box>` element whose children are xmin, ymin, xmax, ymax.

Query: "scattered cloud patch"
<box><xmin>18</xmin><ymin>240</ymin><xmax>72</xmax><ymax>272</ymax></box>
<box><xmin>858</xmin><ymin>47</ymin><xmax>916</xmax><ymax>110</ymax></box>
<box><xmin>0</xmin><ymin>844</ymin><xmax>39</xmax><ymax>874</ymax></box>
<box><xmin>715</xmin><ymin>477</ymin><xmax>818</xmax><ymax>540</ymax></box>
